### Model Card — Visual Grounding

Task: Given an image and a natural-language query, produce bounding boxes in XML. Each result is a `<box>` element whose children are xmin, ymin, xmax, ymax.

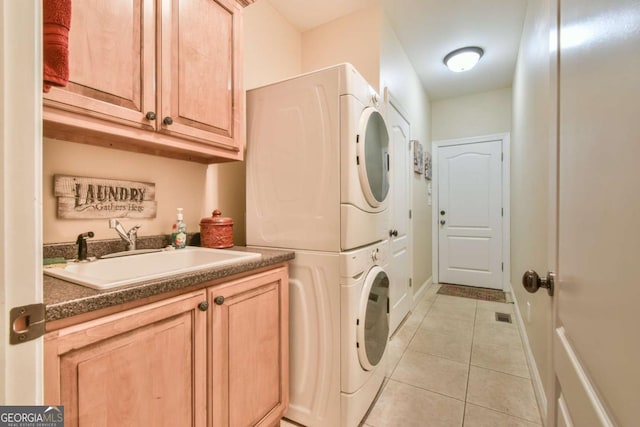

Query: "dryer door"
<box><xmin>356</xmin><ymin>265</ymin><xmax>390</xmax><ymax>371</ymax></box>
<box><xmin>357</xmin><ymin>108</ymin><xmax>390</xmax><ymax>208</ymax></box>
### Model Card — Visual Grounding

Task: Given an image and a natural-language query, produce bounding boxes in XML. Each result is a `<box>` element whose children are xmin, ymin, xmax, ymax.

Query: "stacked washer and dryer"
<box><xmin>246</xmin><ymin>64</ymin><xmax>391</xmax><ymax>427</ymax></box>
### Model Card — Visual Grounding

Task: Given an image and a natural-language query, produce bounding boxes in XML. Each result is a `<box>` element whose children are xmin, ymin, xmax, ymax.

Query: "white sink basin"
<box><xmin>44</xmin><ymin>246</ymin><xmax>262</xmax><ymax>290</ymax></box>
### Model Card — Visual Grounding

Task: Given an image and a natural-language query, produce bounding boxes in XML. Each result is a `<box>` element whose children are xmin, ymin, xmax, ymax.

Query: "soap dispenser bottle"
<box><xmin>171</xmin><ymin>208</ymin><xmax>187</xmax><ymax>249</ymax></box>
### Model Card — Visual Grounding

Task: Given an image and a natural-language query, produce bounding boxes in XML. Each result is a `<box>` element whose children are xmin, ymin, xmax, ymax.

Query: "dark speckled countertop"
<box><xmin>44</xmin><ymin>245</ymin><xmax>294</xmax><ymax>323</ymax></box>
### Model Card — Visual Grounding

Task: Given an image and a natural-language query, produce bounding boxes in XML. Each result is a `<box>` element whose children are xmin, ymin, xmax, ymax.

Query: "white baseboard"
<box><xmin>413</xmin><ymin>276</ymin><xmax>432</xmax><ymax>306</ymax></box>
<box><xmin>509</xmin><ymin>282</ymin><xmax>549</xmax><ymax>424</ymax></box>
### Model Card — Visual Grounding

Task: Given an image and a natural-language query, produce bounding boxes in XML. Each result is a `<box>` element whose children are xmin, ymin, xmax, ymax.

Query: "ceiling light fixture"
<box><xmin>443</xmin><ymin>46</ymin><xmax>484</xmax><ymax>72</ymax></box>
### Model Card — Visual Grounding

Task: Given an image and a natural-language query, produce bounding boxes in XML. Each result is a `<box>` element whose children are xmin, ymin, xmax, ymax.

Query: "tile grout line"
<box><xmin>468</xmin><ymin>363</ymin><xmax>533</xmax><ymax>380</ymax></box>
<box><xmin>463</xmin><ymin>400</ymin><xmax>543</xmax><ymax>426</ymax></box>
<box><xmin>386</xmin><ymin>297</ymin><xmax>435</xmax><ymax>381</ymax></box>
<box><xmin>461</xmin><ymin>300</ymin><xmax>478</xmax><ymax>427</ymax></box>
<box><xmin>385</xmin><ymin>377</ymin><xmax>467</xmax><ymax>404</ymax></box>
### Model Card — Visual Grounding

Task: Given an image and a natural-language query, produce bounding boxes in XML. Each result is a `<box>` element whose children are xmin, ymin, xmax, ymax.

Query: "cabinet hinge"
<box><xmin>501</xmin><ymin>152</ymin><xmax>504</xmax><ymax>161</ymax></box>
<box><xmin>502</xmin><ymin>208</ymin><xmax>504</xmax><ymax>216</ymax></box>
<box><xmin>409</xmin><ymin>209</ymin><xmax>412</xmax><ymax>219</ymax></box>
<box><xmin>502</xmin><ymin>263</ymin><xmax>504</xmax><ymax>272</ymax></box>
<box><xmin>9</xmin><ymin>303</ymin><xmax>45</xmax><ymax>345</ymax></box>
<box><xmin>409</xmin><ymin>278</ymin><xmax>412</xmax><ymax>288</ymax></box>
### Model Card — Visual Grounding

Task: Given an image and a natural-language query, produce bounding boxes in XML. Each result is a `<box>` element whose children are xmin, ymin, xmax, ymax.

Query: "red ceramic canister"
<box><xmin>200</xmin><ymin>210</ymin><xmax>234</xmax><ymax>248</ymax></box>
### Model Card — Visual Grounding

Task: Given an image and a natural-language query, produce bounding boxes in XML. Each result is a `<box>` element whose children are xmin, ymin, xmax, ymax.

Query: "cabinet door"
<box><xmin>209</xmin><ymin>267</ymin><xmax>289</xmax><ymax>427</ymax></box>
<box><xmin>45</xmin><ymin>291</ymin><xmax>207</xmax><ymax>427</ymax></box>
<box><xmin>159</xmin><ymin>0</ymin><xmax>243</xmax><ymax>152</ymax></box>
<box><xmin>43</xmin><ymin>0</ymin><xmax>156</xmax><ymax>129</ymax></box>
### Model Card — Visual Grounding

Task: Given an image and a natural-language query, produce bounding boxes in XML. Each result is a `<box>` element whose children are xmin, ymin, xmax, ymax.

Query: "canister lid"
<box><xmin>200</xmin><ymin>209</ymin><xmax>233</xmax><ymax>225</ymax></box>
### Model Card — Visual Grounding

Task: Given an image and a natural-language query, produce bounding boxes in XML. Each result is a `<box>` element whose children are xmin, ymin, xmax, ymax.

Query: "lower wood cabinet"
<box><xmin>45</xmin><ymin>265</ymin><xmax>289</xmax><ymax>427</ymax></box>
<box><xmin>209</xmin><ymin>267</ymin><xmax>289</xmax><ymax>427</ymax></box>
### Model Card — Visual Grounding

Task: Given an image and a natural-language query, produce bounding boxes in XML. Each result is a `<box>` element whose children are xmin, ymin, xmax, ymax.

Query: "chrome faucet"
<box><xmin>109</xmin><ymin>219</ymin><xmax>141</xmax><ymax>251</ymax></box>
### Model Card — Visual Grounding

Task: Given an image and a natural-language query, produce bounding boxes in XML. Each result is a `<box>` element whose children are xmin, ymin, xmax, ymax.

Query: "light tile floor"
<box><xmin>362</xmin><ymin>284</ymin><xmax>542</xmax><ymax>427</ymax></box>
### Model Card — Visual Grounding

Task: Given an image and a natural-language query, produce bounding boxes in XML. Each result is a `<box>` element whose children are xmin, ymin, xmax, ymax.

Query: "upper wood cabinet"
<box><xmin>43</xmin><ymin>0</ymin><xmax>251</xmax><ymax>163</ymax></box>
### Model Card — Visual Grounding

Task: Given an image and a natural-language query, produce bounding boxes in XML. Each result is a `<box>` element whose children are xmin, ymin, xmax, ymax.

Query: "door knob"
<box><xmin>440</xmin><ymin>210</ymin><xmax>446</xmax><ymax>215</ymax></box>
<box><xmin>214</xmin><ymin>296</ymin><xmax>225</xmax><ymax>305</ymax></box>
<box><xmin>522</xmin><ymin>270</ymin><xmax>555</xmax><ymax>296</ymax></box>
<box><xmin>389</xmin><ymin>229</ymin><xmax>398</xmax><ymax>237</ymax></box>
<box><xmin>145</xmin><ymin>111</ymin><xmax>156</xmax><ymax>121</ymax></box>
<box><xmin>198</xmin><ymin>301</ymin><xmax>209</xmax><ymax>311</ymax></box>
<box><xmin>163</xmin><ymin>116</ymin><xmax>173</xmax><ymax>125</ymax></box>
<box><xmin>440</xmin><ymin>220</ymin><xmax>445</xmax><ymax>225</ymax></box>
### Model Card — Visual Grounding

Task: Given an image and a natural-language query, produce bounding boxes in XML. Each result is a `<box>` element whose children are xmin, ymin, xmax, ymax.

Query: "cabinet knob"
<box><xmin>214</xmin><ymin>296</ymin><xmax>225</xmax><ymax>305</ymax></box>
<box><xmin>163</xmin><ymin>116</ymin><xmax>173</xmax><ymax>125</ymax></box>
<box><xmin>198</xmin><ymin>301</ymin><xmax>209</xmax><ymax>311</ymax></box>
<box><xmin>145</xmin><ymin>111</ymin><xmax>156</xmax><ymax>121</ymax></box>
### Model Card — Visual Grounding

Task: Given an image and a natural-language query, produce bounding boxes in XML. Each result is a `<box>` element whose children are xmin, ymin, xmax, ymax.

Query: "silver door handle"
<box><xmin>522</xmin><ymin>270</ymin><xmax>555</xmax><ymax>296</ymax></box>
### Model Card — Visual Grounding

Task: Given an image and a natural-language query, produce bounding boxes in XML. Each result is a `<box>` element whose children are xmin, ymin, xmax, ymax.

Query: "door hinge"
<box><xmin>409</xmin><ymin>209</ymin><xmax>412</xmax><ymax>219</ymax></box>
<box><xmin>501</xmin><ymin>152</ymin><xmax>504</xmax><ymax>161</ymax></box>
<box><xmin>502</xmin><ymin>208</ymin><xmax>504</xmax><ymax>216</ymax></box>
<box><xmin>409</xmin><ymin>278</ymin><xmax>412</xmax><ymax>288</ymax></box>
<box><xmin>9</xmin><ymin>303</ymin><xmax>45</xmax><ymax>345</ymax></box>
<box><xmin>502</xmin><ymin>262</ymin><xmax>504</xmax><ymax>272</ymax></box>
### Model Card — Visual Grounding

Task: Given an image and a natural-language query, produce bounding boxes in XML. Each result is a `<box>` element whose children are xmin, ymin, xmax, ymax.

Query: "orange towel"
<box><xmin>43</xmin><ymin>0</ymin><xmax>71</xmax><ymax>93</ymax></box>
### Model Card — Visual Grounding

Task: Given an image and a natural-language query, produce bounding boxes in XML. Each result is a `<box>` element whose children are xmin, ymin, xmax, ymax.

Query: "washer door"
<box><xmin>357</xmin><ymin>107</ymin><xmax>390</xmax><ymax>208</ymax></box>
<box><xmin>357</xmin><ymin>265</ymin><xmax>390</xmax><ymax>371</ymax></box>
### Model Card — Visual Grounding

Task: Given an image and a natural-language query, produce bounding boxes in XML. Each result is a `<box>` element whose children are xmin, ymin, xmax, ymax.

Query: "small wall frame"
<box><xmin>413</xmin><ymin>140</ymin><xmax>423</xmax><ymax>174</ymax></box>
<box><xmin>424</xmin><ymin>151</ymin><xmax>432</xmax><ymax>180</ymax></box>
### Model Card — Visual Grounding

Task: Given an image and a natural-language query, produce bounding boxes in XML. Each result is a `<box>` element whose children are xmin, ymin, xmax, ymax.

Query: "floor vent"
<box><xmin>495</xmin><ymin>312</ymin><xmax>512</xmax><ymax>323</ymax></box>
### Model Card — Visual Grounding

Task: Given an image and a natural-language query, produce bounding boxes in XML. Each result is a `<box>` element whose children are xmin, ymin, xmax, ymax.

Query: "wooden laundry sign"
<box><xmin>54</xmin><ymin>175</ymin><xmax>157</xmax><ymax>219</ymax></box>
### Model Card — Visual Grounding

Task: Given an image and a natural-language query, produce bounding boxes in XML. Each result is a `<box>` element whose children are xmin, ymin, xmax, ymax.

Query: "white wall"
<box><xmin>43</xmin><ymin>139</ymin><xmax>208</xmax><ymax>243</ymax></box>
<box><xmin>511</xmin><ymin>0</ymin><xmax>554</xmax><ymax>414</ymax></box>
<box><xmin>431</xmin><ymin>87</ymin><xmax>512</xmax><ymax>141</ymax></box>
<box><xmin>243</xmin><ymin>0</ymin><xmax>302</xmax><ymax>89</ymax></box>
<box><xmin>301</xmin><ymin>5</ymin><xmax>381</xmax><ymax>88</ymax></box>
<box><xmin>42</xmin><ymin>1</ymin><xmax>303</xmax><ymax>245</ymax></box>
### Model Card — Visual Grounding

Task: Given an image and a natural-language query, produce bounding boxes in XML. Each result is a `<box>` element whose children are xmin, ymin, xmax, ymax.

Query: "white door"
<box><xmin>0</xmin><ymin>0</ymin><xmax>44</xmax><ymax>404</ymax></box>
<box><xmin>437</xmin><ymin>139</ymin><xmax>503</xmax><ymax>289</ymax></box>
<box><xmin>542</xmin><ymin>0</ymin><xmax>640</xmax><ymax>425</ymax></box>
<box><xmin>385</xmin><ymin>97</ymin><xmax>411</xmax><ymax>333</ymax></box>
